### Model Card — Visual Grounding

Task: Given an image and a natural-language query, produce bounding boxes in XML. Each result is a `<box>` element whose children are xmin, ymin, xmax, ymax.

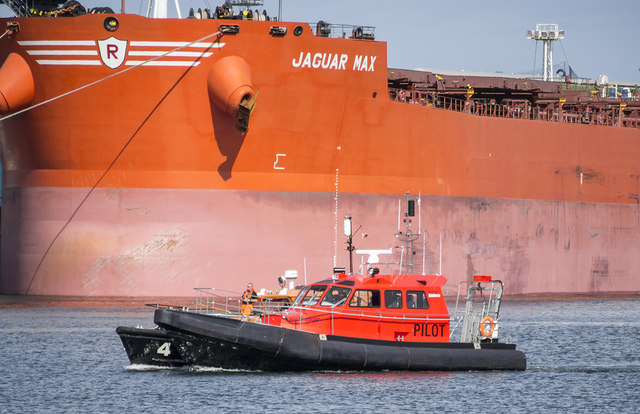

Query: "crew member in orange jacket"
<box><xmin>241</xmin><ymin>283</ymin><xmax>259</xmax><ymax>318</ymax></box>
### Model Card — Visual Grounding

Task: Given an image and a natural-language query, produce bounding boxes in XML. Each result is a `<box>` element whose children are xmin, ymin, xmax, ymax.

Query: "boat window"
<box><xmin>320</xmin><ymin>287</ymin><xmax>352</xmax><ymax>307</ymax></box>
<box><xmin>406</xmin><ymin>290</ymin><xmax>429</xmax><ymax>309</ymax></box>
<box><xmin>349</xmin><ymin>289</ymin><xmax>381</xmax><ymax>308</ymax></box>
<box><xmin>300</xmin><ymin>285</ymin><xmax>327</xmax><ymax>306</ymax></box>
<box><xmin>384</xmin><ymin>290</ymin><xmax>403</xmax><ymax>309</ymax></box>
<box><xmin>291</xmin><ymin>286</ymin><xmax>309</xmax><ymax>307</ymax></box>
<box><xmin>336</xmin><ymin>280</ymin><xmax>355</xmax><ymax>286</ymax></box>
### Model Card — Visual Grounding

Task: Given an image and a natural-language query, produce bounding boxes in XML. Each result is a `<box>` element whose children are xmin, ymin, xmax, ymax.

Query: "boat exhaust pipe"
<box><xmin>0</xmin><ymin>53</ymin><xmax>34</xmax><ymax>114</ymax></box>
<box><xmin>207</xmin><ymin>55</ymin><xmax>255</xmax><ymax>132</ymax></box>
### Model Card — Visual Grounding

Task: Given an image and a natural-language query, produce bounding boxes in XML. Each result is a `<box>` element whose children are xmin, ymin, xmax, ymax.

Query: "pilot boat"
<box><xmin>118</xmin><ymin>269</ymin><xmax>526</xmax><ymax>371</ymax></box>
<box><xmin>149</xmin><ymin>271</ymin><xmax>525</xmax><ymax>371</ymax></box>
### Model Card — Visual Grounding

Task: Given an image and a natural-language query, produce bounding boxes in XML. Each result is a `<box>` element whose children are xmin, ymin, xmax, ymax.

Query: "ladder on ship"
<box><xmin>2</xmin><ymin>0</ymin><xmax>28</xmax><ymax>16</ymax></box>
<box><xmin>452</xmin><ymin>277</ymin><xmax>504</xmax><ymax>344</ymax></box>
<box><xmin>1</xmin><ymin>0</ymin><xmax>66</xmax><ymax>16</ymax></box>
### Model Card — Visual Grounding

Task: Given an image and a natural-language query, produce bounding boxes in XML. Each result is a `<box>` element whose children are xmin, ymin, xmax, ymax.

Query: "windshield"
<box><xmin>291</xmin><ymin>286</ymin><xmax>309</xmax><ymax>307</ymax></box>
<box><xmin>300</xmin><ymin>285</ymin><xmax>327</xmax><ymax>306</ymax></box>
<box><xmin>320</xmin><ymin>286</ymin><xmax>352</xmax><ymax>307</ymax></box>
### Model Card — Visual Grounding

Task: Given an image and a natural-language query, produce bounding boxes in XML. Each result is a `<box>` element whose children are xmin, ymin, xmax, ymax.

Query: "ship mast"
<box><xmin>395</xmin><ymin>191</ymin><xmax>421</xmax><ymax>274</ymax></box>
<box><xmin>526</xmin><ymin>24</ymin><xmax>565</xmax><ymax>81</ymax></box>
<box><xmin>145</xmin><ymin>0</ymin><xmax>182</xmax><ymax>18</ymax></box>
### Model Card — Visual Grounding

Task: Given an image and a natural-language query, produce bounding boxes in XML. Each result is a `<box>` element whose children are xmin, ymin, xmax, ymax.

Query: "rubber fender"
<box><xmin>207</xmin><ymin>55</ymin><xmax>254</xmax><ymax>116</ymax></box>
<box><xmin>0</xmin><ymin>53</ymin><xmax>34</xmax><ymax>114</ymax></box>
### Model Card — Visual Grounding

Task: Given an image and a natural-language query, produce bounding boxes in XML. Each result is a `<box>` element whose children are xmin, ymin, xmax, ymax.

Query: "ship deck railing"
<box><xmin>2</xmin><ymin>0</ymin><xmax>29</xmax><ymax>17</ymax></box>
<box><xmin>311</xmin><ymin>22</ymin><xmax>375</xmax><ymax>40</ymax></box>
<box><xmin>389</xmin><ymin>87</ymin><xmax>640</xmax><ymax>129</ymax></box>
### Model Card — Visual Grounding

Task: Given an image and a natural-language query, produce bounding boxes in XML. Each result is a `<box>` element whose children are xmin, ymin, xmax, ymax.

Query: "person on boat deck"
<box><xmin>241</xmin><ymin>283</ymin><xmax>259</xmax><ymax>317</ymax></box>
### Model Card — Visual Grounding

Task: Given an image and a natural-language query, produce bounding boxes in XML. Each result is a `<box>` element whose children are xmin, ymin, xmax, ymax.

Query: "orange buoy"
<box><xmin>0</xmin><ymin>53</ymin><xmax>34</xmax><ymax>114</ymax></box>
<box><xmin>207</xmin><ymin>55</ymin><xmax>254</xmax><ymax>117</ymax></box>
<box><xmin>479</xmin><ymin>316</ymin><xmax>495</xmax><ymax>338</ymax></box>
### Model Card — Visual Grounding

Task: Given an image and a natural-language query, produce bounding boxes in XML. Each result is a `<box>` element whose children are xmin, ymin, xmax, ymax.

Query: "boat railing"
<box><xmin>286</xmin><ymin>304</ymin><xmax>450</xmax><ymax>334</ymax></box>
<box><xmin>451</xmin><ymin>279</ymin><xmax>503</xmax><ymax>343</ymax></box>
<box><xmin>356</xmin><ymin>253</ymin><xmax>399</xmax><ymax>276</ymax></box>
<box><xmin>389</xmin><ymin>87</ymin><xmax>640</xmax><ymax>129</ymax></box>
<box><xmin>357</xmin><ymin>244</ymin><xmax>430</xmax><ymax>276</ymax></box>
<box><xmin>193</xmin><ymin>287</ymin><xmax>292</xmax><ymax>318</ymax></box>
<box><xmin>193</xmin><ymin>287</ymin><xmax>242</xmax><ymax>316</ymax></box>
<box><xmin>311</xmin><ymin>21</ymin><xmax>375</xmax><ymax>40</ymax></box>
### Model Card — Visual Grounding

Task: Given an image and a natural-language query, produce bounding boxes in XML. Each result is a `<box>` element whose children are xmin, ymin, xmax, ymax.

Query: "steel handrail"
<box><xmin>389</xmin><ymin>87</ymin><xmax>640</xmax><ymax>129</ymax></box>
<box><xmin>286</xmin><ymin>304</ymin><xmax>451</xmax><ymax>323</ymax></box>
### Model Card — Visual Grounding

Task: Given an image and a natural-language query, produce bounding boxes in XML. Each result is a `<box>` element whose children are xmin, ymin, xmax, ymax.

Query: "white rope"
<box><xmin>0</xmin><ymin>30</ymin><xmax>222</xmax><ymax>122</ymax></box>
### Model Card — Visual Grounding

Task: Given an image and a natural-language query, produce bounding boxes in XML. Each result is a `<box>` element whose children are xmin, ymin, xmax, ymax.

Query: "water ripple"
<box><xmin>528</xmin><ymin>365</ymin><xmax>640</xmax><ymax>373</ymax></box>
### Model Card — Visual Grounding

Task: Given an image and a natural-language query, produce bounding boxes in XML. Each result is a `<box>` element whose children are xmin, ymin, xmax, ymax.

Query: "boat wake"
<box><xmin>124</xmin><ymin>363</ymin><xmax>177</xmax><ymax>371</ymax></box>
<box><xmin>183</xmin><ymin>365</ymin><xmax>263</xmax><ymax>374</ymax></box>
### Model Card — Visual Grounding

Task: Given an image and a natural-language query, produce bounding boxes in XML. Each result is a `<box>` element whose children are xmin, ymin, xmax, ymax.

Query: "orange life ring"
<box><xmin>479</xmin><ymin>316</ymin><xmax>495</xmax><ymax>337</ymax></box>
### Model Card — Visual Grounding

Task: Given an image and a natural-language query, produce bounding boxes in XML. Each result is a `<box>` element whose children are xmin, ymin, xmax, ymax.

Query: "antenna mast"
<box><xmin>395</xmin><ymin>191</ymin><xmax>420</xmax><ymax>274</ymax></box>
<box><xmin>526</xmin><ymin>24</ymin><xmax>564</xmax><ymax>81</ymax></box>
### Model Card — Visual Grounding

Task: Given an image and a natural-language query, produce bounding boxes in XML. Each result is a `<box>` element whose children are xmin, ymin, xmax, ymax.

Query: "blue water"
<box><xmin>1</xmin><ymin>300</ymin><xmax>639</xmax><ymax>413</ymax></box>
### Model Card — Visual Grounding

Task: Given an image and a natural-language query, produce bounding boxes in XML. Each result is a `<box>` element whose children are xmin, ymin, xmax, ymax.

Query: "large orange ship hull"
<box><xmin>1</xmin><ymin>15</ymin><xmax>639</xmax><ymax>296</ymax></box>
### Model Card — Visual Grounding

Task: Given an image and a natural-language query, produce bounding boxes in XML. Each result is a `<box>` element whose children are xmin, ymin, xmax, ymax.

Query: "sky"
<box><xmin>1</xmin><ymin>0</ymin><xmax>639</xmax><ymax>82</ymax></box>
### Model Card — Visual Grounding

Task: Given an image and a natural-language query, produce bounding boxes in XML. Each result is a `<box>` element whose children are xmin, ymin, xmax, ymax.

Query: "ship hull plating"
<box><xmin>3</xmin><ymin>185</ymin><xmax>637</xmax><ymax>296</ymax></box>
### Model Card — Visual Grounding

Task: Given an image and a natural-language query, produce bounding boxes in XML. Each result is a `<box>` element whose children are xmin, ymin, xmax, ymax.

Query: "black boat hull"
<box><xmin>116</xmin><ymin>326</ymin><xmax>186</xmax><ymax>367</ymax></box>
<box><xmin>153</xmin><ymin>309</ymin><xmax>527</xmax><ymax>371</ymax></box>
